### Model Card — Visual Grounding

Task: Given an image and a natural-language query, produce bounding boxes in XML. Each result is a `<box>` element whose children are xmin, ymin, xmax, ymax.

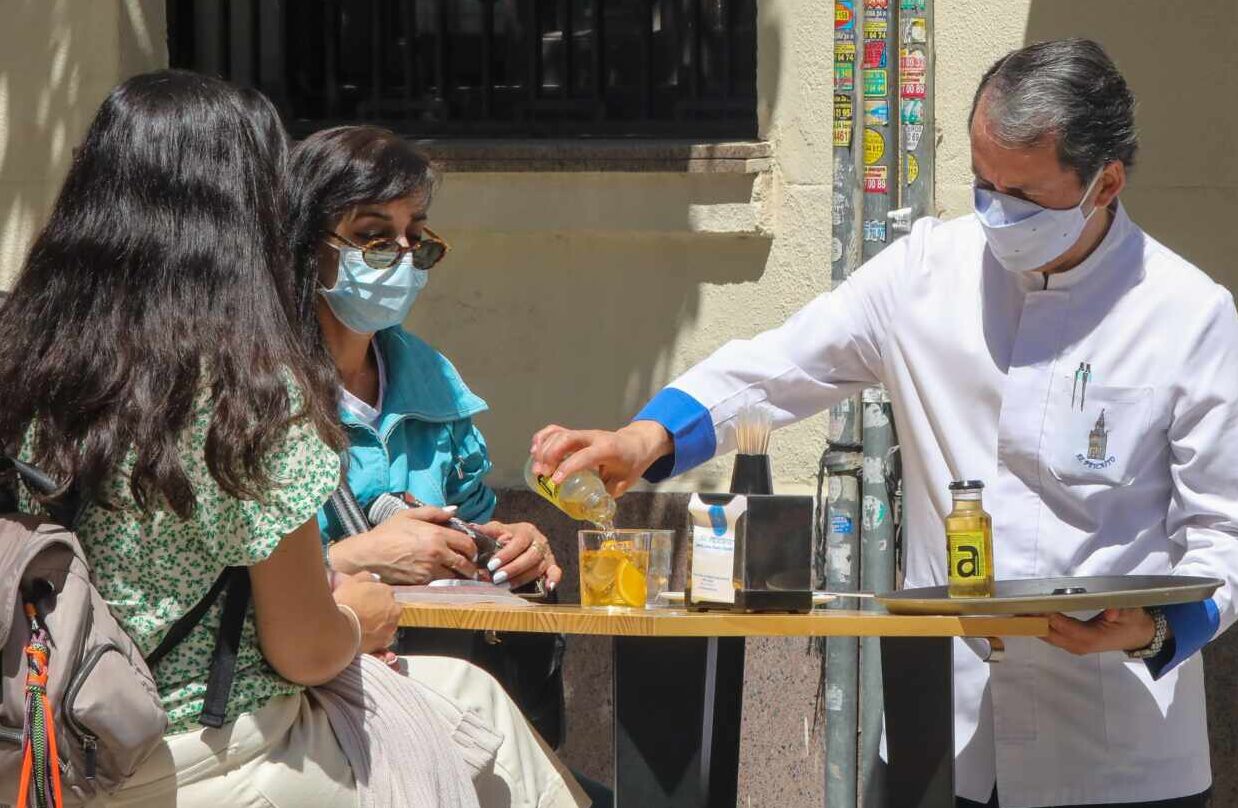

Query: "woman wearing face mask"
<box><xmin>288</xmin><ymin>126</ymin><xmax>562</xmax><ymax>594</ymax></box>
<box><xmin>285</xmin><ymin>129</ymin><xmax>601</xmax><ymax>792</ymax></box>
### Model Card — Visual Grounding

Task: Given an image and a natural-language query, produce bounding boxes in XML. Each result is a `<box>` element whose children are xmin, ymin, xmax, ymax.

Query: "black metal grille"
<box><xmin>168</xmin><ymin>0</ymin><xmax>757</xmax><ymax>138</ymax></box>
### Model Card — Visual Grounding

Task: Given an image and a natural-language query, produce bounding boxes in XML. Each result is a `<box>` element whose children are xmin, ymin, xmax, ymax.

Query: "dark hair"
<box><xmin>0</xmin><ymin>71</ymin><xmax>344</xmax><ymax>517</ymax></box>
<box><xmin>238</xmin><ymin>87</ymin><xmax>289</xmax><ymax>170</ymax></box>
<box><xmin>285</xmin><ymin>126</ymin><xmax>436</xmax><ymax>362</ymax></box>
<box><xmin>970</xmin><ymin>38</ymin><xmax>1138</xmax><ymax>180</ymax></box>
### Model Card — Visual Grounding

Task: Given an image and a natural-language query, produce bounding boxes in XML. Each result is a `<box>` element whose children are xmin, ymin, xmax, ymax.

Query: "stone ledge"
<box><xmin>410</xmin><ymin>139</ymin><xmax>773</xmax><ymax>174</ymax></box>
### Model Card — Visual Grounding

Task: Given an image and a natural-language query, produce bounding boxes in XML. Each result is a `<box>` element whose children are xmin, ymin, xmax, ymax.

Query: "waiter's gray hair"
<box><xmin>970</xmin><ymin>38</ymin><xmax>1138</xmax><ymax>181</ymax></box>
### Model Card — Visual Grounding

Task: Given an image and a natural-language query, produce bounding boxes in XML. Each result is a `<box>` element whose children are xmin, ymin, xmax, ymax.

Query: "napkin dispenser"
<box><xmin>687</xmin><ymin>493</ymin><xmax>814</xmax><ymax>613</ymax></box>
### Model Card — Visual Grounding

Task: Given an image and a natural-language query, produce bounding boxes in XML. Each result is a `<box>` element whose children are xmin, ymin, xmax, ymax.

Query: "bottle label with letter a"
<box><xmin>948</xmin><ymin>531</ymin><xmax>989</xmax><ymax>581</ymax></box>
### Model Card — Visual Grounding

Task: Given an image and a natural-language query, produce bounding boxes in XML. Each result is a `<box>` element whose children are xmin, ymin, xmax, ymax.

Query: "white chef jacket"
<box><xmin>635</xmin><ymin>204</ymin><xmax>1238</xmax><ymax>806</ymax></box>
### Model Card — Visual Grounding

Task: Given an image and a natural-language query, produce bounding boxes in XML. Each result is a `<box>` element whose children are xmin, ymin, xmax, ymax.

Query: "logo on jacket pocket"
<box><xmin>1075</xmin><ymin>409</ymin><xmax>1116</xmax><ymax>470</ymax></box>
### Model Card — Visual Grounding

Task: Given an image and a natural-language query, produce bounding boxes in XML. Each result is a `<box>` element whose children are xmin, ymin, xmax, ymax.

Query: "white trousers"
<box><xmin>94</xmin><ymin>656</ymin><xmax>588</xmax><ymax>808</ymax></box>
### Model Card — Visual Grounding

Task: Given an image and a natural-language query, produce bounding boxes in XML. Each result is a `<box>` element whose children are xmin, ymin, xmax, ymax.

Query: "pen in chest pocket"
<box><xmin>1071</xmin><ymin>362</ymin><xmax>1093</xmax><ymax>411</ymax></box>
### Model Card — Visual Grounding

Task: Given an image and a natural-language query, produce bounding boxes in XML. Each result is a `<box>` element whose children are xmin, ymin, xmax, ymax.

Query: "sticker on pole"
<box><xmin>900</xmin><ymin>48</ymin><xmax>927</xmax><ymax>80</ymax></box>
<box><xmin>863</xmin><ymin>496</ymin><xmax>889</xmax><ymax>531</ymax></box>
<box><xmin>834</xmin><ymin>94</ymin><xmax>854</xmax><ymax>146</ymax></box>
<box><xmin>864</xmin><ymin>129</ymin><xmax>885</xmax><ymax>165</ymax></box>
<box><xmin>900</xmin><ymin>0</ymin><xmax>926</xmax><ymax>10</ymax></box>
<box><xmin>901</xmin><ymin>81</ymin><xmax>927</xmax><ymax>100</ymax></box>
<box><xmin>864</xmin><ymin>69</ymin><xmax>888</xmax><ymax>98</ymax></box>
<box><xmin>836</xmin><ymin>62</ymin><xmax>855</xmax><ymax>93</ymax></box>
<box><xmin>863</xmin><ymin>40</ymin><xmax>888</xmax><ymax>69</ymax></box>
<box><xmin>907</xmin><ymin>153</ymin><xmax>920</xmax><ymax>185</ymax></box>
<box><xmin>864</xmin><ymin>165</ymin><xmax>889</xmax><ymax>194</ymax></box>
<box><xmin>904</xmin><ymin>123</ymin><xmax>924</xmax><ymax>151</ymax></box>
<box><xmin>902</xmin><ymin>17</ymin><xmax>927</xmax><ymax>44</ymax></box>
<box><xmin>864</xmin><ymin>98</ymin><xmax>890</xmax><ymax>126</ymax></box>
<box><xmin>835</xmin><ymin>1</ymin><xmax>856</xmax><ymax>31</ymax></box>
<box><xmin>864</xmin><ymin>219</ymin><xmax>889</xmax><ymax>242</ymax></box>
<box><xmin>901</xmin><ymin>99</ymin><xmax>924</xmax><ymax>126</ymax></box>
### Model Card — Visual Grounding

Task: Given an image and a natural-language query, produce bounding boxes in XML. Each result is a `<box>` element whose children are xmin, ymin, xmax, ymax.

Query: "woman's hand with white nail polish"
<box><xmin>327</xmin><ymin>504</ymin><xmax>479</xmax><ymax>584</ymax></box>
<box><xmin>474</xmin><ymin>521</ymin><xmax>562</xmax><ymax>590</ymax></box>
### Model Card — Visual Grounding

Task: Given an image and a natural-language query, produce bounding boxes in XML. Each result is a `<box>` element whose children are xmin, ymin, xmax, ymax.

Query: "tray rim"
<box><xmin>876</xmin><ymin>575</ymin><xmax>1223</xmax><ymax>616</ymax></box>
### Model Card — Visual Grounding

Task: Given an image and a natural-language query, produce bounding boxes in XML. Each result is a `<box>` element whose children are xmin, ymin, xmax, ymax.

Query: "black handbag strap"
<box><xmin>325</xmin><ymin>457</ymin><xmax>371</xmax><ymax>539</ymax></box>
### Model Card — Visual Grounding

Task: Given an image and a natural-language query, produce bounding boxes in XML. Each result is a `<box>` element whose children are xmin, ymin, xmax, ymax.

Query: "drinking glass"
<box><xmin>644</xmin><ymin>530</ymin><xmax>675</xmax><ymax>608</ymax></box>
<box><xmin>578</xmin><ymin>530</ymin><xmax>651</xmax><ymax>608</ymax></box>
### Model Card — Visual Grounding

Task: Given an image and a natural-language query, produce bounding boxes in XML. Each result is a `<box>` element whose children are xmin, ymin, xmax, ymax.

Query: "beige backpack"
<box><xmin>0</xmin><ymin>456</ymin><xmax>248</xmax><ymax>806</ymax></box>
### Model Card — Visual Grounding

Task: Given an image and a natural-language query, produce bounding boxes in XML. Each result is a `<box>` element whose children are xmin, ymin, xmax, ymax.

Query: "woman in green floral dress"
<box><xmin>0</xmin><ymin>72</ymin><xmax>582</xmax><ymax>807</ymax></box>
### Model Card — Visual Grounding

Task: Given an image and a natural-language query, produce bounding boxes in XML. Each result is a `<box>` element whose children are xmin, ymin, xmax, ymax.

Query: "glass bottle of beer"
<box><xmin>524</xmin><ymin>458</ymin><xmax>617</xmax><ymax>531</ymax></box>
<box><xmin>946</xmin><ymin>480</ymin><xmax>994</xmax><ymax>598</ymax></box>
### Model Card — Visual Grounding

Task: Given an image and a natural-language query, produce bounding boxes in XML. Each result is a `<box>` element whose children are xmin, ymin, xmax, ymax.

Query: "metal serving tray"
<box><xmin>877</xmin><ymin>575</ymin><xmax>1222</xmax><ymax>616</ymax></box>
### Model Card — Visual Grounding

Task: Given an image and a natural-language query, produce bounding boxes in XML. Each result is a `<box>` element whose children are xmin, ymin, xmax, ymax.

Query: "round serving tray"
<box><xmin>877</xmin><ymin>575</ymin><xmax>1222</xmax><ymax>616</ymax></box>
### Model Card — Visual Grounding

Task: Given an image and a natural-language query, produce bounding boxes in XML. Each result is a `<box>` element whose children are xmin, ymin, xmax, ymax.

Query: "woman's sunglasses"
<box><xmin>326</xmin><ymin>227</ymin><xmax>450</xmax><ymax>270</ymax></box>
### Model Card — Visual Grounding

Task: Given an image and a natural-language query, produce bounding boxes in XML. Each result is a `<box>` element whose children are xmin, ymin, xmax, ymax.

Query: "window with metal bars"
<box><xmin>168</xmin><ymin>0</ymin><xmax>758</xmax><ymax>139</ymax></box>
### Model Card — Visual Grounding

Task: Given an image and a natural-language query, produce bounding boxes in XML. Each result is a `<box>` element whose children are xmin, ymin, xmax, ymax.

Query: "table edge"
<box><xmin>398</xmin><ymin>603</ymin><xmax>1049</xmax><ymax>638</ymax></box>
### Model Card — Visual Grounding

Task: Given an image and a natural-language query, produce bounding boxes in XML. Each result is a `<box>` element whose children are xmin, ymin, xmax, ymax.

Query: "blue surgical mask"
<box><xmin>973</xmin><ymin>170</ymin><xmax>1104</xmax><ymax>273</ymax></box>
<box><xmin>319</xmin><ymin>247</ymin><xmax>428</xmax><ymax>334</ymax></box>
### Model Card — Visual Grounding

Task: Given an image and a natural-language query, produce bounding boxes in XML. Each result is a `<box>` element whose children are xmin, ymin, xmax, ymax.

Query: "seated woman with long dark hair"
<box><xmin>0</xmin><ymin>71</ymin><xmax>583</xmax><ymax>807</ymax></box>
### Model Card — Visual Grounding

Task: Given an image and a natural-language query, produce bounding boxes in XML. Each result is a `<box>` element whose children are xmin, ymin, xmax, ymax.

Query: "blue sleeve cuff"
<box><xmin>1147</xmin><ymin>598</ymin><xmax>1220</xmax><ymax>680</ymax></box>
<box><xmin>633</xmin><ymin>388</ymin><xmax>717</xmax><ymax>483</ymax></box>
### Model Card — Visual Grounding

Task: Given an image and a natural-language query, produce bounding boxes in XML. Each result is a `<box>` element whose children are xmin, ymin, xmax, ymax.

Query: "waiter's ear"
<box><xmin>1092</xmin><ymin>160</ymin><xmax>1126</xmax><ymax>211</ymax></box>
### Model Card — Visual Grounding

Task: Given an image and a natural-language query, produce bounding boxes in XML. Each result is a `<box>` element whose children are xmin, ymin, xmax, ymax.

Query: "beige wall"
<box><xmin>417</xmin><ymin>0</ymin><xmax>835</xmax><ymax>493</ymax></box>
<box><xmin>0</xmin><ymin>0</ymin><xmax>165</xmax><ymax>289</ymax></box>
<box><xmin>426</xmin><ymin>0</ymin><xmax>1238</xmax><ymax>492</ymax></box>
<box><xmin>936</xmin><ymin>0</ymin><xmax>1238</xmax><ymax>285</ymax></box>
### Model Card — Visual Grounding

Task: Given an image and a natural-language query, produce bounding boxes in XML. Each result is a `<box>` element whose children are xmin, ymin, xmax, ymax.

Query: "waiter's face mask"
<box><xmin>973</xmin><ymin>169</ymin><xmax>1104</xmax><ymax>273</ymax></box>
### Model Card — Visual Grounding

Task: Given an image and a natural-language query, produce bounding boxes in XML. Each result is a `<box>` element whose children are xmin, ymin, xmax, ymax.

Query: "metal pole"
<box><xmin>899</xmin><ymin>0</ymin><xmax>935</xmax><ymax>223</ymax></box>
<box><xmin>823</xmin><ymin>442</ymin><xmax>861</xmax><ymax>808</ymax></box>
<box><xmin>823</xmin><ymin>2</ymin><xmax>864</xmax><ymax>805</ymax></box>
<box><xmin>853</xmin><ymin>1</ymin><xmax>901</xmax><ymax>804</ymax></box>
<box><xmin>856</xmin><ymin>0</ymin><xmax>901</xmax><ymax>801</ymax></box>
<box><xmin>859</xmin><ymin>388</ymin><xmax>897</xmax><ymax>807</ymax></box>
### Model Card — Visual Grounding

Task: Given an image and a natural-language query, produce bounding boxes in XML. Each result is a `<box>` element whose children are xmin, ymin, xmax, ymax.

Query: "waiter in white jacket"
<box><xmin>531</xmin><ymin>39</ymin><xmax>1238</xmax><ymax>808</ymax></box>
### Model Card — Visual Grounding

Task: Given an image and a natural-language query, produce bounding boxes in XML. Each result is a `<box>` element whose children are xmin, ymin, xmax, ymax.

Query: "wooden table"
<box><xmin>400</xmin><ymin>602</ymin><xmax>1048</xmax><ymax>808</ymax></box>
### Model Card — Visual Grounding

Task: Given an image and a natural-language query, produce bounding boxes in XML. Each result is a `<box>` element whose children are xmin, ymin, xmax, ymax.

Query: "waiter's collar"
<box><xmin>1018</xmin><ymin>200</ymin><xmax>1131</xmax><ymax>293</ymax></box>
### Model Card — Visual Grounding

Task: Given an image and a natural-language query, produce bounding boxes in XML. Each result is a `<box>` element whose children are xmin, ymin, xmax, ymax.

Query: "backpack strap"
<box><xmin>3</xmin><ymin>454</ymin><xmax>87</xmax><ymax>531</ymax></box>
<box><xmin>145</xmin><ymin>568</ymin><xmax>233</xmax><ymax>669</ymax></box>
<box><xmin>197</xmin><ymin>568</ymin><xmax>251</xmax><ymax>728</ymax></box>
<box><xmin>145</xmin><ymin>566</ymin><xmax>250</xmax><ymax>728</ymax></box>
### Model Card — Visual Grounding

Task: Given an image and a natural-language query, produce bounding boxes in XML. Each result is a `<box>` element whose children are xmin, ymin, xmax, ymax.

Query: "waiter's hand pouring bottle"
<box><xmin>524</xmin><ymin>458</ymin><xmax>617</xmax><ymax>530</ymax></box>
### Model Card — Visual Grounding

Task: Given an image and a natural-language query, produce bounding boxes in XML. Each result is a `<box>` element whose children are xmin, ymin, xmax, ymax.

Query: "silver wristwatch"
<box><xmin>1125</xmin><ymin>607</ymin><xmax>1168</xmax><ymax>660</ymax></box>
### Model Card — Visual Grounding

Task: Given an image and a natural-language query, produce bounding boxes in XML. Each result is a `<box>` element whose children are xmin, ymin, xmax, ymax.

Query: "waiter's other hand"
<box><xmin>1042</xmin><ymin>608</ymin><xmax>1169</xmax><ymax>655</ymax></box>
<box><xmin>529</xmin><ymin>421</ymin><xmax>673</xmax><ymax>498</ymax></box>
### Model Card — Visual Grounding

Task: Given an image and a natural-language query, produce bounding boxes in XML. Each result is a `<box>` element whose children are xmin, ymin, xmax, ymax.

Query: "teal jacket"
<box><xmin>317</xmin><ymin>327</ymin><xmax>497</xmax><ymax>542</ymax></box>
